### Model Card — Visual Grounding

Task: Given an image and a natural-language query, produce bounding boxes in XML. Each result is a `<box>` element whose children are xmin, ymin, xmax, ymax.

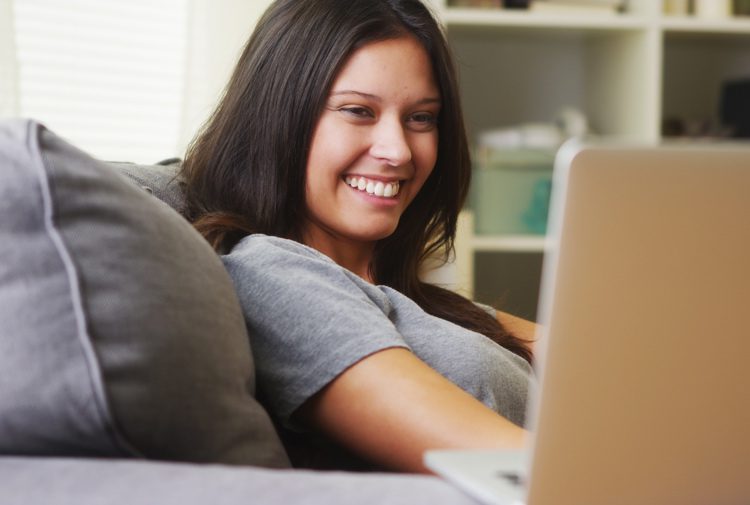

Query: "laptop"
<box><xmin>425</xmin><ymin>141</ymin><xmax>750</xmax><ymax>505</ymax></box>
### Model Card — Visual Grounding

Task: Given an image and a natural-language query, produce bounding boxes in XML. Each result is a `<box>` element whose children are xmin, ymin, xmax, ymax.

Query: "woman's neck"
<box><xmin>301</xmin><ymin>228</ymin><xmax>375</xmax><ymax>283</ymax></box>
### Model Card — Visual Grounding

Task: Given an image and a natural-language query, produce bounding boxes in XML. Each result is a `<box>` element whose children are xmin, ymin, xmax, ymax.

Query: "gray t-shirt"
<box><xmin>222</xmin><ymin>235</ymin><xmax>533</xmax><ymax>436</ymax></box>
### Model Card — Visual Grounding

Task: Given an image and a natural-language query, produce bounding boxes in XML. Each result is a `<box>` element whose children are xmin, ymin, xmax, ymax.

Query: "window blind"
<box><xmin>14</xmin><ymin>0</ymin><xmax>188</xmax><ymax>164</ymax></box>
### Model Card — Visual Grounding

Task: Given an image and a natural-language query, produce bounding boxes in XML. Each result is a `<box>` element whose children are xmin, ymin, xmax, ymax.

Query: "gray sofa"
<box><xmin>0</xmin><ymin>119</ymin><xmax>479</xmax><ymax>504</ymax></box>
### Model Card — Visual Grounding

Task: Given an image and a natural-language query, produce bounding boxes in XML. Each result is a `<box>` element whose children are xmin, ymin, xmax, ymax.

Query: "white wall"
<box><xmin>179</xmin><ymin>0</ymin><xmax>272</xmax><ymax>153</ymax></box>
<box><xmin>12</xmin><ymin>0</ymin><xmax>189</xmax><ymax>163</ymax></box>
<box><xmin>0</xmin><ymin>0</ymin><xmax>19</xmax><ymax>117</ymax></box>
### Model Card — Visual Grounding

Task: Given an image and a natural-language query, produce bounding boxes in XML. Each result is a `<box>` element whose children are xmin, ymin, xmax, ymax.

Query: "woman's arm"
<box><xmin>496</xmin><ymin>310</ymin><xmax>538</xmax><ymax>356</ymax></box>
<box><xmin>296</xmin><ymin>347</ymin><xmax>528</xmax><ymax>474</ymax></box>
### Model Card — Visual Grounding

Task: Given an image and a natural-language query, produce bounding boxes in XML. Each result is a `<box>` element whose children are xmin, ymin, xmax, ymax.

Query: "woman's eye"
<box><xmin>340</xmin><ymin>106</ymin><xmax>373</xmax><ymax>119</ymax></box>
<box><xmin>408</xmin><ymin>112</ymin><xmax>437</xmax><ymax>131</ymax></box>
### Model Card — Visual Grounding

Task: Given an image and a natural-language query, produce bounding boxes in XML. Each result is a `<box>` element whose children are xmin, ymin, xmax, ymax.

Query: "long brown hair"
<box><xmin>181</xmin><ymin>0</ymin><xmax>532</xmax><ymax>363</ymax></box>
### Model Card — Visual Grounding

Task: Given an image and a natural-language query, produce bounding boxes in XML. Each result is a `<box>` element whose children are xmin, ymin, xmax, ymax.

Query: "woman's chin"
<box><xmin>357</xmin><ymin>223</ymin><xmax>400</xmax><ymax>243</ymax></box>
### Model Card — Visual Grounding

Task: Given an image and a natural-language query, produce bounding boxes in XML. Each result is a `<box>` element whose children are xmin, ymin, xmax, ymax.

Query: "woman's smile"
<box><xmin>343</xmin><ymin>175</ymin><xmax>401</xmax><ymax>200</ymax></box>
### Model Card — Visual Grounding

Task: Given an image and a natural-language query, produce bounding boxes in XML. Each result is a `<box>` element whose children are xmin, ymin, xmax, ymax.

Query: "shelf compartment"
<box><xmin>448</xmin><ymin>28</ymin><xmax>659</xmax><ymax>142</ymax></box>
<box><xmin>662</xmin><ymin>33</ymin><xmax>750</xmax><ymax>138</ymax></box>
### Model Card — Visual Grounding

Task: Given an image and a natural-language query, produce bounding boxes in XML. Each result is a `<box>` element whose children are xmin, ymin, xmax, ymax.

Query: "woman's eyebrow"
<box><xmin>331</xmin><ymin>90</ymin><xmax>380</xmax><ymax>101</ymax></box>
<box><xmin>330</xmin><ymin>90</ymin><xmax>441</xmax><ymax>105</ymax></box>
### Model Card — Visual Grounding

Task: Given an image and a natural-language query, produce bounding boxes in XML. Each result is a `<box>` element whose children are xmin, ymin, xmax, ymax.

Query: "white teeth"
<box><xmin>344</xmin><ymin>175</ymin><xmax>400</xmax><ymax>199</ymax></box>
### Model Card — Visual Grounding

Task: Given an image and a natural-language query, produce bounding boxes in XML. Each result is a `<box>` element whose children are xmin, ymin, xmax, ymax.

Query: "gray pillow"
<box><xmin>0</xmin><ymin>119</ymin><xmax>289</xmax><ymax>468</ymax></box>
<box><xmin>109</xmin><ymin>159</ymin><xmax>188</xmax><ymax>216</ymax></box>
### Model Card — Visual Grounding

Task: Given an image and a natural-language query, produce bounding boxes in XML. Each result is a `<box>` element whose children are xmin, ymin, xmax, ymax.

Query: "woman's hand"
<box><xmin>295</xmin><ymin>347</ymin><xmax>528</xmax><ymax>474</ymax></box>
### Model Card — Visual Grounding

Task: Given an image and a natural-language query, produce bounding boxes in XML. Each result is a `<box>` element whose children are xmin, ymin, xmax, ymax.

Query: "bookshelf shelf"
<box><xmin>472</xmin><ymin>234</ymin><xmax>547</xmax><ymax>253</ymax></box>
<box><xmin>660</xmin><ymin>16</ymin><xmax>750</xmax><ymax>34</ymax></box>
<box><xmin>442</xmin><ymin>8</ymin><xmax>648</xmax><ymax>31</ymax></box>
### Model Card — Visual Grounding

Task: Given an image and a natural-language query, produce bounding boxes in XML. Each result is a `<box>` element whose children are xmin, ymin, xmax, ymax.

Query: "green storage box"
<box><xmin>470</xmin><ymin>149</ymin><xmax>554</xmax><ymax>235</ymax></box>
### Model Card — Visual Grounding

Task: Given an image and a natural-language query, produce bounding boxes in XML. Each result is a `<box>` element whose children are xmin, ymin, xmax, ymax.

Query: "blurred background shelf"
<box><xmin>423</xmin><ymin>0</ymin><xmax>750</xmax><ymax>320</ymax></box>
<box><xmin>472</xmin><ymin>235</ymin><xmax>547</xmax><ymax>252</ymax></box>
<box><xmin>660</xmin><ymin>16</ymin><xmax>750</xmax><ymax>33</ymax></box>
<box><xmin>442</xmin><ymin>8</ymin><xmax>649</xmax><ymax>30</ymax></box>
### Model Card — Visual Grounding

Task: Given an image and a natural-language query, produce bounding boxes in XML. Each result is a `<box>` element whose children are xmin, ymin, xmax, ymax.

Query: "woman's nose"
<box><xmin>369</xmin><ymin>117</ymin><xmax>412</xmax><ymax>167</ymax></box>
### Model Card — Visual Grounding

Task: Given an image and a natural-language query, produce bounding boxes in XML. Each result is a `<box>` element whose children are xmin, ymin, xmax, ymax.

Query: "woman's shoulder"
<box><xmin>224</xmin><ymin>233</ymin><xmax>336</xmax><ymax>267</ymax></box>
<box><xmin>221</xmin><ymin>234</ymin><xmax>384</xmax><ymax>301</ymax></box>
<box><xmin>227</xmin><ymin>233</ymin><xmax>321</xmax><ymax>256</ymax></box>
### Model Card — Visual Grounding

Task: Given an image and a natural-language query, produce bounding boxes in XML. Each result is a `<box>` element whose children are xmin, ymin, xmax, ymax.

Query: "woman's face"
<box><xmin>303</xmin><ymin>35</ymin><xmax>440</xmax><ymax>258</ymax></box>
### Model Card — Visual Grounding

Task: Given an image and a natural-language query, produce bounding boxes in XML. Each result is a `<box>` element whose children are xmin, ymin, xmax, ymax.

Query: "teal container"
<box><xmin>470</xmin><ymin>149</ymin><xmax>554</xmax><ymax>235</ymax></box>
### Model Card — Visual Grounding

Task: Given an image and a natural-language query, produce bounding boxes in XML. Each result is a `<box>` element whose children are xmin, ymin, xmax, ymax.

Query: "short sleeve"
<box><xmin>222</xmin><ymin>236</ymin><xmax>410</xmax><ymax>428</ymax></box>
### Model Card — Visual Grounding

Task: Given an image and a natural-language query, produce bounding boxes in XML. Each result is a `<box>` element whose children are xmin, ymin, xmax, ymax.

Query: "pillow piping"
<box><xmin>28</xmin><ymin>122</ymin><xmax>141</xmax><ymax>456</ymax></box>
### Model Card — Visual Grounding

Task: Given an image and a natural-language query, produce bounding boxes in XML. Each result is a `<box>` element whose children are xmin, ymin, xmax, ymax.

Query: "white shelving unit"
<box><xmin>422</xmin><ymin>0</ymin><xmax>750</xmax><ymax>315</ymax></box>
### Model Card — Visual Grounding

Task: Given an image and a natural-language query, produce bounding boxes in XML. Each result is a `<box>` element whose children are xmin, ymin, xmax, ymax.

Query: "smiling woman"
<box><xmin>303</xmin><ymin>36</ymin><xmax>440</xmax><ymax>278</ymax></box>
<box><xmin>181</xmin><ymin>0</ymin><xmax>536</xmax><ymax>474</ymax></box>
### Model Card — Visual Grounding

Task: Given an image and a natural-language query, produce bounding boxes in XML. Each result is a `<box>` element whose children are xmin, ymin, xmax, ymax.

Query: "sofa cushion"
<box><xmin>0</xmin><ymin>119</ymin><xmax>289</xmax><ymax>468</ymax></box>
<box><xmin>110</xmin><ymin>159</ymin><xmax>188</xmax><ymax>217</ymax></box>
<box><xmin>1</xmin><ymin>456</ymin><xmax>482</xmax><ymax>505</ymax></box>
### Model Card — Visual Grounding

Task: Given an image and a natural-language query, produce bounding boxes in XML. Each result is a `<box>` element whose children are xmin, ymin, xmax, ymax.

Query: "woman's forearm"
<box><xmin>296</xmin><ymin>347</ymin><xmax>529</xmax><ymax>473</ymax></box>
